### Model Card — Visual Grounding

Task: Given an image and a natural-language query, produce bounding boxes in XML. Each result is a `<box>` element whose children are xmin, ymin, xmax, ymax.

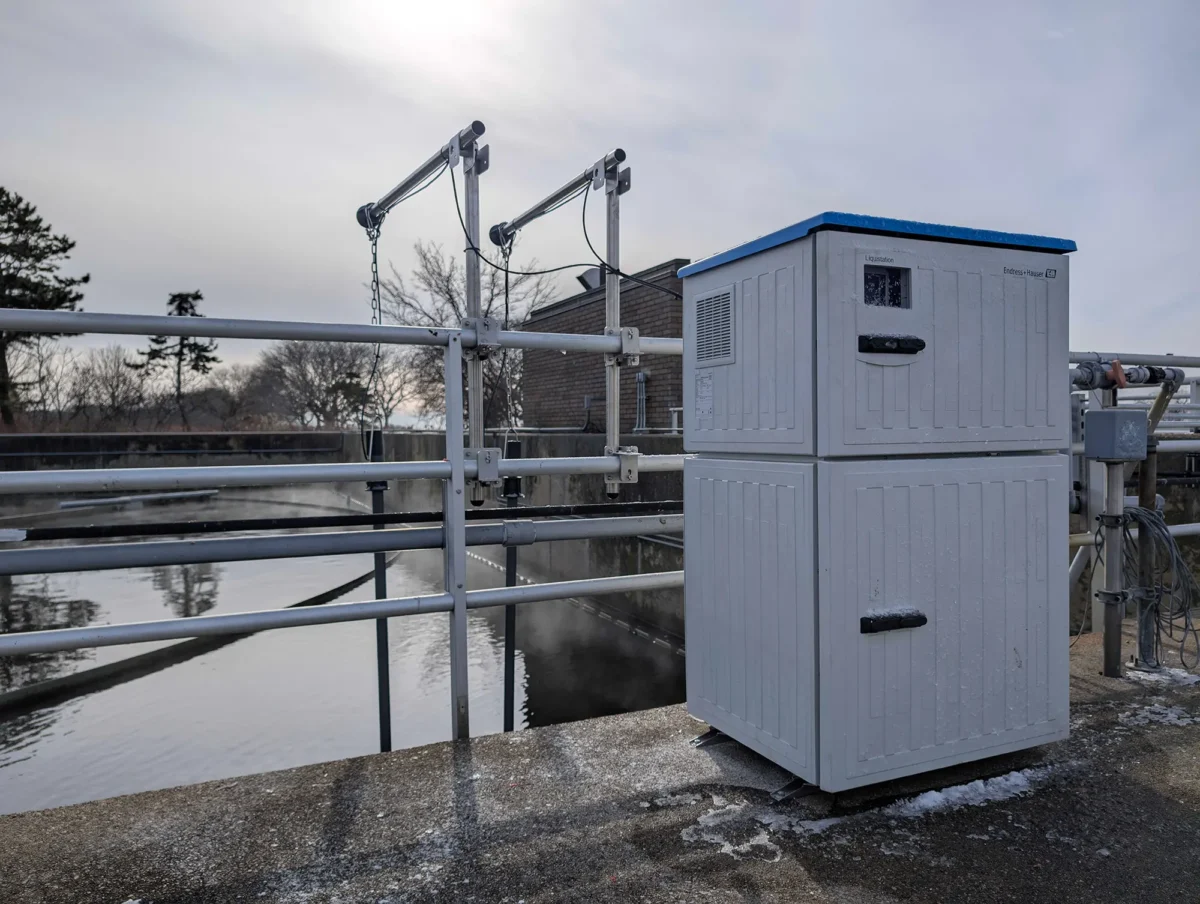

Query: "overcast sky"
<box><xmin>2</xmin><ymin>0</ymin><xmax>1197</xmax><ymax>363</ymax></box>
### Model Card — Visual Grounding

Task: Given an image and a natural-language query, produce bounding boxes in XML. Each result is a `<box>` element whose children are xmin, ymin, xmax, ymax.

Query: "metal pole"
<box><xmin>0</xmin><ymin>570</ymin><xmax>687</xmax><ymax>657</ymax></box>
<box><xmin>489</xmin><ymin>149</ymin><xmax>626</xmax><ymax>245</ymax></box>
<box><xmin>465</xmin><ymin>569</ymin><xmax>682</xmax><ymax>610</ymax></box>
<box><xmin>359</xmin><ymin>120</ymin><xmax>484</xmax><ymax>225</ymax></box>
<box><xmin>1087</xmin><ymin>388</ymin><xmax>1114</xmax><ymax>633</ymax></box>
<box><xmin>503</xmin><ymin>438</ymin><xmax>521</xmax><ymax>732</ymax></box>
<box><xmin>0</xmin><ymin>453</ymin><xmax>686</xmax><ymax>497</ymax></box>
<box><xmin>464</xmin><ymin>138</ymin><xmax>487</xmax><ymax>508</ymax></box>
<box><xmin>444</xmin><ymin>336</ymin><xmax>470</xmax><ymax>739</ymax></box>
<box><xmin>604</xmin><ymin>166</ymin><xmax>622</xmax><ymax>497</ymax></box>
<box><xmin>368</xmin><ymin>430</ymin><xmax>392</xmax><ymax>752</ymax></box>
<box><xmin>1071</xmin><ymin>350</ymin><xmax>1200</xmax><ymax>369</ymax></box>
<box><xmin>1137</xmin><ymin>436</ymin><xmax>1159</xmax><ymax>667</ymax></box>
<box><xmin>1103</xmin><ymin>461</ymin><xmax>1125</xmax><ymax>677</ymax></box>
<box><xmin>0</xmin><ymin>308</ymin><xmax>684</xmax><ymax>356</ymax></box>
<box><xmin>0</xmin><ymin>592</ymin><xmax>456</xmax><ymax>657</ymax></box>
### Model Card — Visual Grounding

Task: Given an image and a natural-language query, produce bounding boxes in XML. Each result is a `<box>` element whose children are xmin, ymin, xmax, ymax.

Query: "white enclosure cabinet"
<box><xmin>680</xmin><ymin>212</ymin><xmax>1075</xmax><ymax>792</ymax></box>
<box><xmin>684</xmin><ymin>453</ymin><xmax>1070</xmax><ymax>792</ymax></box>
<box><xmin>815</xmin><ymin>230</ymin><xmax>1069</xmax><ymax>456</ymax></box>
<box><xmin>815</xmin><ymin>454</ymin><xmax>1070</xmax><ymax>791</ymax></box>
<box><xmin>682</xmin><ymin>214</ymin><xmax>1071</xmax><ymax>458</ymax></box>
<box><xmin>684</xmin><ymin>457</ymin><xmax>818</xmax><ymax>782</ymax></box>
<box><xmin>683</xmin><ymin>239</ymin><xmax>815</xmax><ymax>455</ymax></box>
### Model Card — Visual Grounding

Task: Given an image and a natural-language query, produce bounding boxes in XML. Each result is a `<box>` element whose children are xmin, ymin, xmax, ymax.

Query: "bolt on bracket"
<box><xmin>467</xmin><ymin>447</ymin><xmax>502</xmax><ymax>485</ymax></box>
<box><xmin>1095</xmin><ymin>589</ymin><xmax>1133</xmax><ymax>607</ymax></box>
<box><xmin>606</xmin><ymin>445</ymin><xmax>639</xmax><ymax>484</ymax></box>
<box><xmin>604</xmin><ymin>326</ymin><xmax>640</xmax><ymax>367</ymax></box>
<box><xmin>462</xmin><ymin>317</ymin><xmax>500</xmax><ymax>359</ymax></box>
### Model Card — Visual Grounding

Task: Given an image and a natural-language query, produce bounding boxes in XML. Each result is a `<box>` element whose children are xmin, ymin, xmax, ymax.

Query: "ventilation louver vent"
<box><xmin>695</xmin><ymin>287</ymin><xmax>735</xmax><ymax>366</ymax></box>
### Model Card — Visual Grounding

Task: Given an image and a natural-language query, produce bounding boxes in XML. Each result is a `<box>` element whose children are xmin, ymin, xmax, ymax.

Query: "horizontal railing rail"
<box><xmin>0</xmin><ymin>514</ymin><xmax>683</xmax><ymax>575</ymax></box>
<box><xmin>0</xmin><ymin>454</ymin><xmax>687</xmax><ymax>496</ymax></box>
<box><xmin>0</xmin><ymin>571</ymin><xmax>683</xmax><ymax>657</ymax></box>
<box><xmin>0</xmin><ymin>309</ymin><xmax>684</xmax><ymax>356</ymax></box>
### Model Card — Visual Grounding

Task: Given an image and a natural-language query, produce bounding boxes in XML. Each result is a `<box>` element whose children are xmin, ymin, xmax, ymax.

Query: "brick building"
<box><xmin>521</xmin><ymin>260</ymin><xmax>687</xmax><ymax>432</ymax></box>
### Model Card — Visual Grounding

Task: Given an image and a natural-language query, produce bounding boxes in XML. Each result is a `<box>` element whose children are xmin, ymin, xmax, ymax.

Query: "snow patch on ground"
<box><xmin>681</xmin><ymin>766</ymin><xmax>1061</xmax><ymax>864</ymax></box>
<box><xmin>758</xmin><ymin>812</ymin><xmax>846</xmax><ymax>837</ymax></box>
<box><xmin>654</xmin><ymin>792</ymin><xmax>702</xmax><ymax>807</ymax></box>
<box><xmin>1120</xmin><ymin>702</ymin><xmax>1197</xmax><ymax>726</ymax></box>
<box><xmin>1125</xmin><ymin>667</ymin><xmax>1200</xmax><ymax>687</ymax></box>
<box><xmin>883</xmin><ymin>767</ymin><xmax>1055</xmax><ymax>818</ymax></box>
<box><xmin>680</xmin><ymin>800</ymin><xmax>782</xmax><ymax>862</ymax></box>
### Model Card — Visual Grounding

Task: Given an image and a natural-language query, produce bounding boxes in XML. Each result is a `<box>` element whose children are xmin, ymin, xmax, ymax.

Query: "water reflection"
<box><xmin>0</xmin><ymin>574</ymin><xmax>99</xmax><ymax>693</ymax></box>
<box><xmin>149</xmin><ymin>563</ymin><xmax>221</xmax><ymax>618</ymax></box>
<box><xmin>0</xmin><ymin>492</ymin><xmax>686</xmax><ymax>814</ymax></box>
<box><xmin>0</xmin><ymin>574</ymin><xmax>103</xmax><ymax>771</ymax></box>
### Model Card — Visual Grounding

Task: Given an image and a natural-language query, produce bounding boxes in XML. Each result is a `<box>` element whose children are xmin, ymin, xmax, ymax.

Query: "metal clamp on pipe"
<box><xmin>606</xmin><ymin>447</ymin><xmax>639</xmax><ymax>485</ymax></box>
<box><xmin>466</xmin><ymin>448</ymin><xmax>501</xmax><ymax>486</ymax></box>
<box><xmin>1095</xmin><ymin>588</ymin><xmax>1133</xmax><ymax>606</ymax></box>
<box><xmin>461</xmin><ymin>316</ymin><xmax>500</xmax><ymax>359</ymax></box>
<box><xmin>502</xmin><ymin>520</ymin><xmax>537</xmax><ymax>547</ymax></box>
<box><xmin>605</xmin><ymin>326</ymin><xmax>640</xmax><ymax>367</ymax></box>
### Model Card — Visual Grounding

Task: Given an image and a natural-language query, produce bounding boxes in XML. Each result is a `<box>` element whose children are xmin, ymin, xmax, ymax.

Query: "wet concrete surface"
<box><xmin>1</xmin><ymin>630</ymin><xmax>1198</xmax><ymax>903</ymax></box>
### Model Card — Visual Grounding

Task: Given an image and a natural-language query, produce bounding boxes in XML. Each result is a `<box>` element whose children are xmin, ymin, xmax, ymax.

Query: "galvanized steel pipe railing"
<box><xmin>0</xmin><ymin>455</ymin><xmax>688</xmax><ymax>496</ymax></box>
<box><xmin>0</xmin><ymin>514</ymin><xmax>684</xmax><ymax>576</ymax></box>
<box><xmin>0</xmin><ymin>570</ymin><xmax>683</xmax><ymax>658</ymax></box>
<box><xmin>0</xmin><ymin>309</ymin><xmax>683</xmax><ymax>357</ymax></box>
<box><xmin>1071</xmin><ymin>350</ymin><xmax>1200</xmax><ymax>369</ymax></box>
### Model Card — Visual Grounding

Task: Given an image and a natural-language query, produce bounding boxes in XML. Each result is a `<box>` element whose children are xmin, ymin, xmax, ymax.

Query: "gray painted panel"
<box><xmin>817</xmin><ymin>454</ymin><xmax>1069</xmax><ymax>792</ymax></box>
<box><xmin>683</xmin><ymin>240</ymin><xmax>814</xmax><ymax>455</ymax></box>
<box><xmin>815</xmin><ymin>231</ymin><xmax>1070</xmax><ymax>456</ymax></box>
<box><xmin>684</xmin><ymin>457</ymin><xmax>817</xmax><ymax>781</ymax></box>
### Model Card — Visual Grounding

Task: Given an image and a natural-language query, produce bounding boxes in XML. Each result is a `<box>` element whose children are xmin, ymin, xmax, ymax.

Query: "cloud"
<box><xmin>1</xmin><ymin>0</ymin><xmax>1197</xmax><ymax>361</ymax></box>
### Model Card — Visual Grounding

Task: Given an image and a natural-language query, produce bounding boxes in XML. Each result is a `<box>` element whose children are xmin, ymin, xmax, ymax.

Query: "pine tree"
<box><xmin>129</xmin><ymin>292</ymin><xmax>220</xmax><ymax>428</ymax></box>
<box><xmin>0</xmin><ymin>187</ymin><xmax>90</xmax><ymax>427</ymax></box>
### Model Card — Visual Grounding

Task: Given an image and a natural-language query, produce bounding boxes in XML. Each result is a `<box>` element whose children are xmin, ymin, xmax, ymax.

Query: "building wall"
<box><xmin>521</xmin><ymin>260</ymin><xmax>687</xmax><ymax>432</ymax></box>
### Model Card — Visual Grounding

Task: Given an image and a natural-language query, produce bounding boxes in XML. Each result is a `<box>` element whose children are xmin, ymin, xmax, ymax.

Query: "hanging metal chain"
<box><xmin>367</xmin><ymin>222</ymin><xmax>383</xmax><ymax>327</ymax></box>
<box><xmin>359</xmin><ymin>220</ymin><xmax>385</xmax><ymax>454</ymax></box>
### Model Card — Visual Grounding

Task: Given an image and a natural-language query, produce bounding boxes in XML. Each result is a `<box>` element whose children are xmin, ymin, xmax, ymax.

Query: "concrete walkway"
<box><xmin>2</xmin><ymin>631</ymin><xmax>1199</xmax><ymax>903</ymax></box>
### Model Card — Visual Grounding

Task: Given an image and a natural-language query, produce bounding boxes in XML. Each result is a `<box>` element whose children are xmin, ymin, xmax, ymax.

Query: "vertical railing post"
<box><xmin>368</xmin><ymin>429</ymin><xmax>392</xmax><ymax>752</ymax></box>
<box><xmin>1136</xmin><ymin>435</ymin><xmax>1159</xmax><ymax>667</ymax></box>
<box><xmin>1102</xmin><ymin>460</ymin><xmax>1125</xmax><ymax>677</ymax></box>
<box><xmin>444</xmin><ymin>335</ymin><xmax>470</xmax><ymax>739</ymax></box>
<box><xmin>463</xmin><ymin>138</ymin><xmax>488</xmax><ymax>508</ymax></box>
<box><xmin>1087</xmin><ymin>388</ymin><xmax>1114</xmax><ymax>632</ymax></box>
<box><xmin>603</xmin><ymin>161</ymin><xmax>625</xmax><ymax>497</ymax></box>
<box><xmin>502</xmin><ymin>437</ymin><xmax>522</xmax><ymax>732</ymax></box>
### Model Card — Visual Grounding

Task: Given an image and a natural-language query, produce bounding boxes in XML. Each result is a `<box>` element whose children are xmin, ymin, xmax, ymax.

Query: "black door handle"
<box><xmin>860</xmin><ymin>610</ymin><xmax>928</xmax><ymax>633</ymax></box>
<box><xmin>858</xmin><ymin>334</ymin><xmax>925</xmax><ymax>355</ymax></box>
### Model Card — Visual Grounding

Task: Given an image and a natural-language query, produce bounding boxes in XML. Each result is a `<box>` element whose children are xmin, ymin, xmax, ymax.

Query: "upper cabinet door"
<box><xmin>815</xmin><ymin>231</ymin><xmax>1069</xmax><ymax>457</ymax></box>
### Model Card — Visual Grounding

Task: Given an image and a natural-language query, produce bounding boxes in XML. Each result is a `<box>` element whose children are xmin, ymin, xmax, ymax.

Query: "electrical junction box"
<box><xmin>1083</xmin><ymin>408</ymin><xmax>1147</xmax><ymax>461</ymax></box>
<box><xmin>680</xmin><ymin>213</ymin><xmax>1075</xmax><ymax>792</ymax></box>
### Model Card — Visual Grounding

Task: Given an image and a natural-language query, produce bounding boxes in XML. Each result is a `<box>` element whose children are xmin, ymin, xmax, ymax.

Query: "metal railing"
<box><xmin>0</xmin><ymin>299</ymin><xmax>684</xmax><ymax>744</ymax></box>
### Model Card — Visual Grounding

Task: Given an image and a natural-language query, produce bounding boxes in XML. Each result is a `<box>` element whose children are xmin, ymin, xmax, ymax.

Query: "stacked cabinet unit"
<box><xmin>680</xmin><ymin>213</ymin><xmax>1074</xmax><ymax>791</ymax></box>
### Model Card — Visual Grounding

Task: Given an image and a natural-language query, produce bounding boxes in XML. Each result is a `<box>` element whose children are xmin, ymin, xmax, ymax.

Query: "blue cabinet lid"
<box><xmin>677</xmin><ymin>211</ymin><xmax>1076</xmax><ymax>279</ymax></box>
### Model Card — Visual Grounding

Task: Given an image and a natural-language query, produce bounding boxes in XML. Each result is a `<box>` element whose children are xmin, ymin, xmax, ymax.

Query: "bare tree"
<box><xmin>197</xmin><ymin>363</ymin><xmax>261</xmax><ymax>429</ymax></box>
<box><xmin>255</xmin><ymin>341</ymin><xmax>383</xmax><ymax>429</ymax></box>
<box><xmin>8</xmin><ymin>336</ymin><xmax>78</xmax><ymax>431</ymax></box>
<box><xmin>366</xmin><ymin>347</ymin><xmax>410</xmax><ymax>428</ymax></box>
<box><xmin>379</xmin><ymin>241</ymin><xmax>553</xmax><ymax>428</ymax></box>
<box><xmin>69</xmin><ymin>344</ymin><xmax>147</xmax><ymax>430</ymax></box>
